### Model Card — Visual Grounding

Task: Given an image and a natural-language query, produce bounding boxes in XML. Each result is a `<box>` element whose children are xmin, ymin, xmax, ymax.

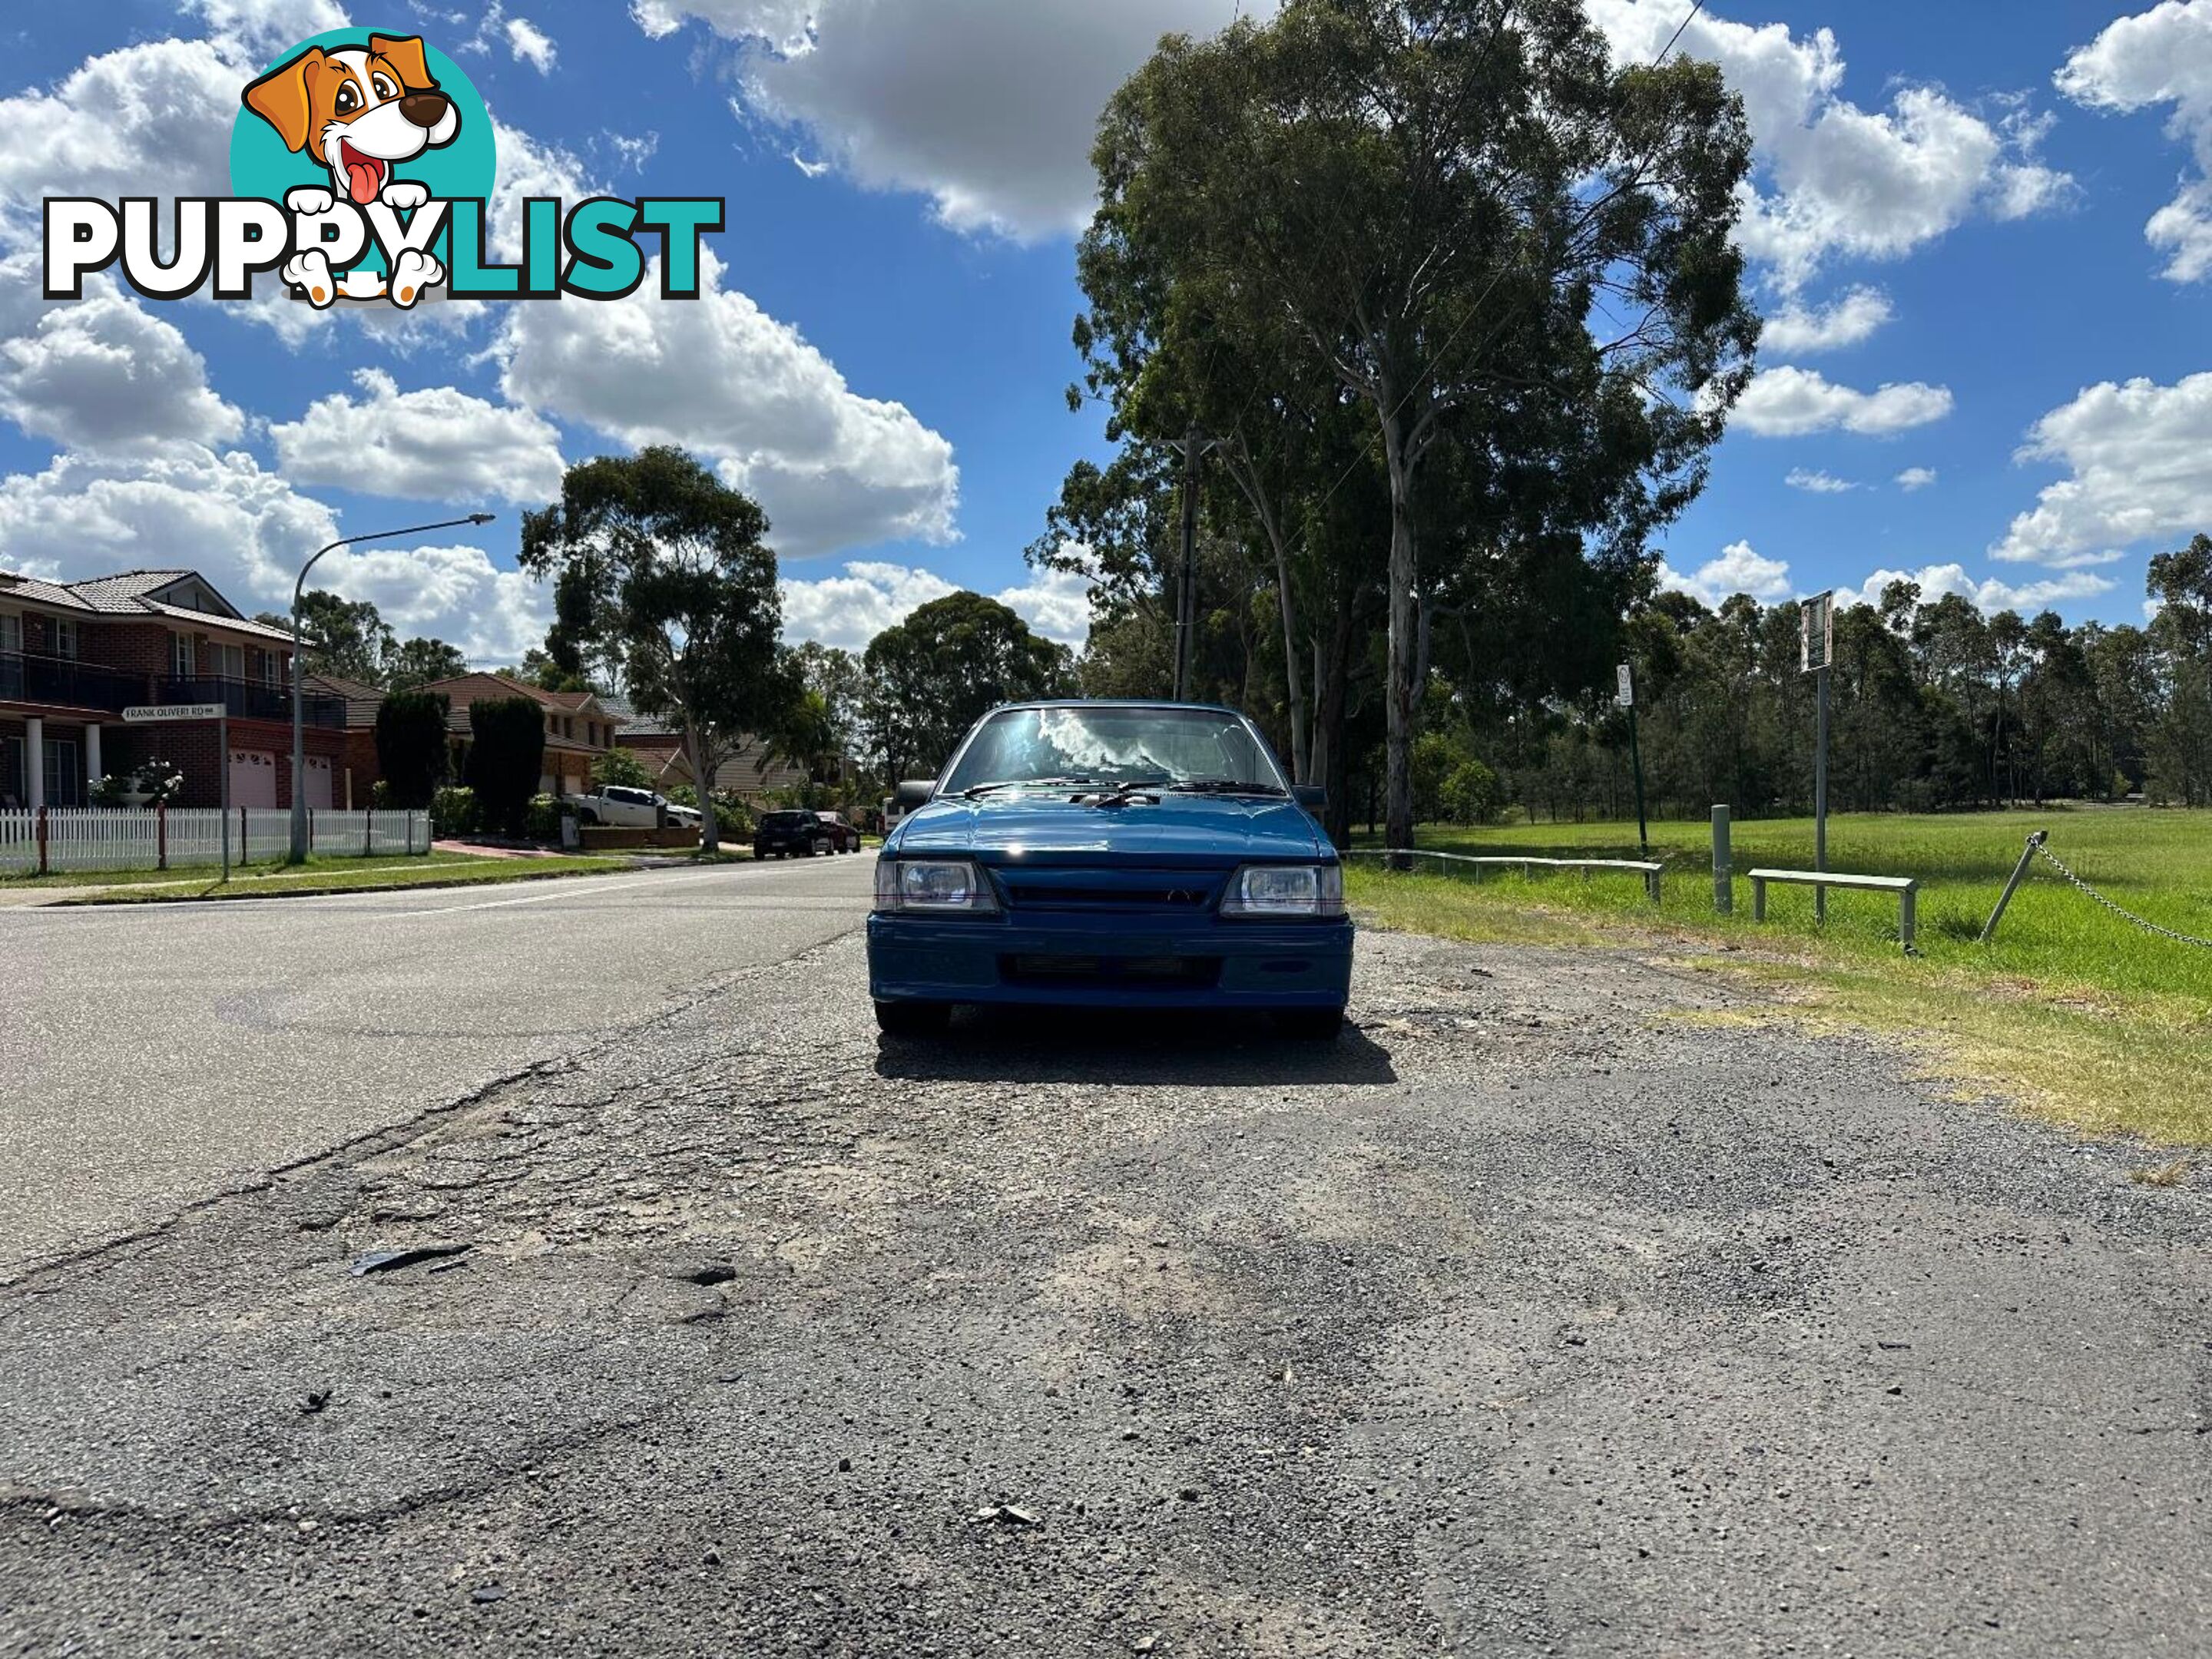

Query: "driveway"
<box><xmin>1</xmin><ymin>924</ymin><xmax>2204</xmax><ymax>1655</ymax></box>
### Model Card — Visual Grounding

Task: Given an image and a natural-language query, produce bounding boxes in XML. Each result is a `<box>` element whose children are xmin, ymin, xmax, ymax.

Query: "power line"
<box><xmin>1655</xmin><ymin>0</ymin><xmax>1705</xmax><ymax>65</ymax></box>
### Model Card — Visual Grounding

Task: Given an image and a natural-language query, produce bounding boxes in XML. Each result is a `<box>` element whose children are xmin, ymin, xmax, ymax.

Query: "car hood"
<box><xmin>891</xmin><ymin>791</ymin><xmax>1328</xmax><ymax>863</ymax></box>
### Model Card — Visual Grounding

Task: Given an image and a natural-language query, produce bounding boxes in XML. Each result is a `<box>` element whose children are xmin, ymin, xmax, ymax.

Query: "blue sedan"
<box><xmin>867</xmin><ymin>700</ymin><xmax>1353</xmax><ymax>1039</ymax></box>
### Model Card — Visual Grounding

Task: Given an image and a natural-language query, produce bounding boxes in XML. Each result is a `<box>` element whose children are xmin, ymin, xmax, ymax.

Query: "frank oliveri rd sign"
<box><xmin>122</xmin><ymin>704</ymin><xmax>227</xmax><ymax>723</ymax></box>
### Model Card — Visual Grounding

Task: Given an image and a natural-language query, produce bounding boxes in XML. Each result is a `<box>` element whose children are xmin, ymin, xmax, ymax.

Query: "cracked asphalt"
<box><xmin>1</xmin><ymin>906</ymin><xmax>2207</xmax><ymax>1656</ymax></box>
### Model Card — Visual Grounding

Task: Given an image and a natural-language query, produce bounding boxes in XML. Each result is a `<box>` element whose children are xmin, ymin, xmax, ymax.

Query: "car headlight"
<box><xmin>874</xmin><ymin>858</ymin><xmax>1000</xmax><ymax>916</ymax></box>
<box><xmin>1220</xmin><ymin>863</ymin><xmax>1346</xmax><ymax>919</ymax></box>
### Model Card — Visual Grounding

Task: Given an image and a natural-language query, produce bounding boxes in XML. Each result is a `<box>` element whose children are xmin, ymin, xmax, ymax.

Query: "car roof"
<box><xmin>982</xmin><ymin>700</ymin><xmax>1248</xmax><ymax>716</ymax></box>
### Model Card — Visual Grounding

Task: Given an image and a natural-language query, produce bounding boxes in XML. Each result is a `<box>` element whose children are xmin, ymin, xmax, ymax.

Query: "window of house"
<box><xmin>214</xmin><ymin>642</ymin><xmax>244</xmax><ymax>680</ymax></box>
<box><xmin>42</xmin><ymin>737</ymin><xmax>81</xmax><ymax>807</ymax></box>
<box><xmin>0</xmin><ymin>735</ymin><xmax>21</xmax><ymax>807</ymax></box>
<box><xmin>172</xmin><ymin>633</ymin><xmax>194</xmax><ymax>677</ymax></box>
<box><xmin>261</xmin><ymin>649</ymin><xmax>283</xmax><ymax>688</ymax></box>
<box><xmin>51</xmin><ymin>618</ymin><xmax>78</xmax><ymax>660</ymax></box>
<box><xmin>0</xmin><ymin>612</ymin><xmax>19</xmax><ymax>656</ymax></box>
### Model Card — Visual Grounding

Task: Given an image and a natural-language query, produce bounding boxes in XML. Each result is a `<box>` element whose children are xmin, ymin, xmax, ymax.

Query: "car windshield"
<box><xmin>764</xmin><ymin>812</ymin><xmax>813</xmax><ymax>828</ymax></box>
<box><xmin>939</xmin><ymin>706</ymin><xmax>1287</xmax><ymax>796</ymax></box>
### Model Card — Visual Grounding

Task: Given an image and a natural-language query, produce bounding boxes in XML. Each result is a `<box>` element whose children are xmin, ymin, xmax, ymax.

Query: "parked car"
<box><xmin>815</xmin><ymin>811</ymin><xmax>863</xmax><ymax>853</ymax></box>
<box><xmin>754</xmin><ymin>808</ymin><xmax>835</xmax><ymax>859</ymax></box>
<box><xmin>866</xmin><ymin>700</ymin><xmax>1349</xmax><ymax>1040</ymax></box>
<box><xmin>570</xmin><ymin>786</ymin><xmax>700</xmax><ymax>830</ymax></box>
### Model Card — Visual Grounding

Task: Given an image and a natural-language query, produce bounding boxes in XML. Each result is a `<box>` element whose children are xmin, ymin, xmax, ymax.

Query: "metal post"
<box><xmin>218</xmin><ymin>712</ymin><xmax>230</xmax><ymax>883</ymax></box>
<box><xmin>1711</xmin><ymin>804</ymin><xmax>1732</xmax><ymax>914</ymax></box>
<box><xmin>289</xmin><ymin>512</ymin><xmax>494</xmax><ymax>862</ymax></box>
<box><xmin>1627</xmin><ymin>704</ymin><xmax>1649</xmax><ymax>859</ymax></box>
<box><xmin>1813</xmin><ymin>663</ymin><xmax>1830</xmax><ymax>924</ymax></box>
<box><xmin>1979</xmin><ymin>830</ymin><xmax>2047</xmax><ymax>942</ymax></box>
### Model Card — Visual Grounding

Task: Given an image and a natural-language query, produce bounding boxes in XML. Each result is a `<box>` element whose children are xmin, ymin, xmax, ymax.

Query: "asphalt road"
<box><xmin>1</xmin><ymin>916</ymin><xmax>2204</xmax><ymax>1656</ymax></box>
<box><xmin>0</xmin><ymin>854</ymin><xmax>879</xmax><ymax>1277</ymax></box>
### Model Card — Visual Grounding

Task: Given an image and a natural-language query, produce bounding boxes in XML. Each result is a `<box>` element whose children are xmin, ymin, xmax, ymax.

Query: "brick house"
<box><xmin>0</xmin><ymin>568</ymin><xmax>348</xmax><ymax>810</ymax></box>
<box><xmin>416</xmin><ymin>673</ymin><xmax>619</xmax><ymax>797</ymax></box>
<box><xmin>306</xmin><ymin>673</ymin><xmax>388</xmax><ymax>807</ymax></box>
<box><xmin>600</xmin><ymin>694</ymin><xmax>814</xmax><ymax>805</ymax></box>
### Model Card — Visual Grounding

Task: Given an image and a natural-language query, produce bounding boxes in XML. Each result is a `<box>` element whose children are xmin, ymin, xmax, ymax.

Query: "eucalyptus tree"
<box><xmin>1088</xmin><ymin>0</ymin><xmax>1759</xmax><ymax>853</ymax></box>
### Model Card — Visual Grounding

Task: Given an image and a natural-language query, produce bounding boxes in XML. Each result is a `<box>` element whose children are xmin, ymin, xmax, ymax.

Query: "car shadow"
<box><xmin>872</xmin><ymin>1006</ymin><xmax>1399</xmax><ymax>1088</ymax></box>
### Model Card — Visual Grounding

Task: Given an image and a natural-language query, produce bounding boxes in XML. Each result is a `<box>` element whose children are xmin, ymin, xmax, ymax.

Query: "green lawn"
<box><xmin>1346</xmin><ymin>810</ymin><xmax>2212</xmax><ymax>1145</ymax></box>
<box><xmin>40</xmin><ymin>853</ymin><xmax>639</xmax><ymax>905</ymax></box>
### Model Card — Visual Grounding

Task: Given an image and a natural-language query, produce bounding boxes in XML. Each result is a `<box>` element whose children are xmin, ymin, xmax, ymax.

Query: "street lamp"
<box><xmin>290</xmin><ymin>513</ymin><xmax>497</xmax><ymax>862</ymax></box>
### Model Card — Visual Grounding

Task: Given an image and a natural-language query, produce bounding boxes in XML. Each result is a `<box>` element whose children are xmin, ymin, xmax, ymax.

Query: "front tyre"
<box><xmin>875</xmin><ymin>999</ymin><xmax>952</xmax><ymax>1038</ymax></box>
<box><xmin>1276</xmin><ymin>1007</ymin><xmax>1346</xmax><ymax>1042</ymax></box>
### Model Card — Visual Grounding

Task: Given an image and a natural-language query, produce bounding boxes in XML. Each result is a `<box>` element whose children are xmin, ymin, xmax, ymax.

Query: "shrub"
<box><xmin>375</xmin><ymin>689</ymin><xmax>451</xmax><ymax>810</ymax></box>
<box><xmin>592</xmin><ymin>747</ymin><xmax>654</xmax><ymax>790</ymax></box>
<box><xmin>465</xmin><ymin>697</ymin><xmax>545</xmax><ymax>837</ymax></box>
<box><xmin>1440</xmin><ymin>758</ymin><xmax>1503</xmax><ymax>826</ymax></box>
<box><xmin>429</xmin><ymin>786</ymin><xmax>480</xmax><ymax>838</ymax></box>
<box><xmin>523</xmin><ymin>793</ymin><xmax>565</xmax><ymax>842</ymax></box>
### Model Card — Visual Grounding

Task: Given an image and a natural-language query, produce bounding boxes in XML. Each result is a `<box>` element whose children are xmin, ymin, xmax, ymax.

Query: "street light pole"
<box><xmin>290</xmin><ymin>513</ymin><xmax>496</xmax><ymax>862</ymax></box>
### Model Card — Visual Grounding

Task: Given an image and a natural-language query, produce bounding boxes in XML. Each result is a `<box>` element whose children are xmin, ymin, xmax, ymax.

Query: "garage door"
<box><xmin>228</xmin><ymin>748</ymin><xmax>277</xmax><ymax>810</ymax></box>
<box><xmin>303</xmin><ymin>754</ymin><xmax>334</xmax><ymax>810</ymax></box>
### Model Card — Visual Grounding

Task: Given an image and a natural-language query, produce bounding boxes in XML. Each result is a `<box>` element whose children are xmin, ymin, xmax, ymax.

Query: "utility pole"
<box><xmin>1618</xmin><ymin>662</ymin><xmax>1648</xmax><ymax>859</ymax></box>
<box><xmin>1173</xmin><ymin>425</ymin><xmax>1200</xmax><ymax>702</ymax></box>
<box><xmin>1802</xmin><ymin>593</ymin><xmax>1834</xmax><ymax>923</ymax></box>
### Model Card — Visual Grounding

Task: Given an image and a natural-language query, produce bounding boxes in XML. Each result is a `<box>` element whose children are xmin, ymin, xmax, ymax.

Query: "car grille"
<box><xmin>1002</xmin><ymin>955</ymin><xmax>1222</xmax><ymax>990</ymax></box>
<box><xmin>992</xmin><ymin>868</ymin><xmax>1224</xmax><ymax>914</ymax></box>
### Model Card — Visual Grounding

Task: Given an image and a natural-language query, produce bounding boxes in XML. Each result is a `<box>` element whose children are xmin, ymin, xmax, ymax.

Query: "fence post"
<box><xmin>35</xmin><ymin>806</ymin><xmax>47</xmax><ymax>876</ymax></box>
<box><xmin>1644</xmin><ymin>866</ymin><xmax>1662</xmax><ymax>905</ymax></box>
<box><xmin>307</xmin><ymin>807</ymin><xmax>315</xmax><ymax>856</ymax></box>
<box><xmin>240</xmin><ymin>805</ymin><xmax>247</xmax><ymax>863</ymax></box>
<box><xmin>365</xmin><ymin>811</ymin><xmax>373</xmax><ymax>858</ymax></box>
<box><xmin>157</xmin><ymin>802</ymin><xmax>167</xmax><ymax>871</ymax></box>
<box><xmin>1711</xmin><ymin>805</ymin><xmax>1732</xmax><ymax>915</ymax></box>
<box><xmin>1979</xmin><ymin>830</ymin><xmax>2047</xmax><ymax>943</ymax></box>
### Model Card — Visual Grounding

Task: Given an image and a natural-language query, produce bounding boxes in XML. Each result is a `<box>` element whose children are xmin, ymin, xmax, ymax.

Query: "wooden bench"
<box><xmin>1747</xmin><ymin>867</ymin><xmax>1919</xmax><ymax>953</ymax></box>
<box><xmin>1349</xmin><ymin>848</ymin><xmax>1663</xmax><ymax>904</ymax></box>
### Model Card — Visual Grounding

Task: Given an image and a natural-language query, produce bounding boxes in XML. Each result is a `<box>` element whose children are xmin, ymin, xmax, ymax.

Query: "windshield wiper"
<box><xmin>1167</xmin><ymin>780</ymin><xmax>1288</xmax><ymax>797</ymax></box>
<box><xmin>960</xmin><ymin>776</ymin><xmax>1094</xmax><ymax>799</ymax></box>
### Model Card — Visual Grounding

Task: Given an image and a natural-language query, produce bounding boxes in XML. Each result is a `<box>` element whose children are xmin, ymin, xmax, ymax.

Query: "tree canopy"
<box><xmin>861</xmin><ymin>592</ymin><xmax>1075</xmax><ymax>783</ymax></box>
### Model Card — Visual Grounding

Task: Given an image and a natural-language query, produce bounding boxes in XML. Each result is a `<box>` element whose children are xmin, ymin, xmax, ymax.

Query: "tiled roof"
<box><xmin>0</xmin><ymin>571</ymin><xmax>94</xmax><ymax>612</ymax></box>
<box><xmin>138</xmin><ymin>600</ymin><xmax>296</xmax><ymax>643</ymax></box>
<box><xmin>67</xmin><ymin>571</ymin><xmax>197</xmax><ymax>611</ymax></box>
<box><xmin>306</xmin><ymin>674</ymin><xmax>385</xmax><ymax>728</ymax></box>
<box><xmin>598</xmin><ymin>692</ymin><xmax>675</xmax><ymax>737</ymax></box>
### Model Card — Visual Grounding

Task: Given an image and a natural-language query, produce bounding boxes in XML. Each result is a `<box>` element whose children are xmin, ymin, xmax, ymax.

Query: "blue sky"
<box><xmin>0</xmin><ymin>0</ymin><xmax>2207</xmax><ymax>661</ymax></box>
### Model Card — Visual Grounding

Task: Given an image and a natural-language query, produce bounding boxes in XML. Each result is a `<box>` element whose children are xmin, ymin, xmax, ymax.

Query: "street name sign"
<box><xmin>1800</xmin><ymin>594</ymin><xmax>1834</xmax><ymax>674</ymax></box>
<box><xmin>122</xmin><ymin>704</ymin><xmax>225</xmax><ymax>722</ymax></box>
<box><xmin>1616</xmin><ymin>663</ymin><xmax>1634</xmax><ymax>709</ymax></box>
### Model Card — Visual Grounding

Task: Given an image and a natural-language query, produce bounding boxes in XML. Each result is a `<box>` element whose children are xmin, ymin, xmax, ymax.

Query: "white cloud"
<box><xmin>269</xmin><ymin>369</ymin><xmax>566</xmax><ymax>506</ymax></box>
<box><xmin>1761</xmin><ymin>286</ymin><xmax>1893</xmax><ymax>353</ymax></box>
<box><xmin>0</xmin><ymin>260</ymin><xmax>243</xmax><ymax>454</ymax></box>
<box><xmin>1658</xmin><ymin>540</ymin><xmax>1794</xmax><ymax>605</ymax></box>
<box><xmin>636</xmin><ymin>0</ymin><xmax>1251</xmax><ymax>240</ymax></box>
<box><xmin>505</xmin><ymin>16</ymin><xmax>558</xmax><ymax>72</ymax></box>
<box><xmin>495</xmin><ymin>253</ymin><xmax>959</xmax><ymax>558</ymax></box>
<box><xmin>0</xmin><ymin>445</ymin><xmax>549</xmax><ymax>662</ymax></box>
<box><xmin>2057</xmin><ymin>1</ymin><xmax>2212</xmax><ymax>281</ymax></box>
<box><xmin>183</xmin><ymin>0</ymin><xmax>352</xmax><ymax>63</ymax></box>
<box><xmin>0</xmin><ymin>39</ymin><xmax>240</xmax><ymax>248</ymax></box>
<box><xmin>1734</xmin><ymin>366</ymin><xmax>1953</xmax><ymax>437</ymax></box>
<box><xmin>1836</xmin><ymin>562</ymin><xmax>2115</xmax><ymax>616</ymax></box>
<box><xmin>1589</xmin><ymin>2</ymin><xmax>2072</xmax><ymax>289</ymax></box>
<box><xmin>1995</xmin><ymin>372</ymin><xmax>2212</xmax><ymax>567</ymax></box>
<box><xmin>1784</xmin><ymin>468</ymin><xmax>1856</xmax><ymax>493</ymax></box>
<box><xmin>1895</xmin><ymin>466</ymin><xmax>1938</xmax><ymax>491</ymax></box>
<box><xmin>780</xmin><ymin>558</ymin><xmax>1096</xmax><ymax>651</ymax></box>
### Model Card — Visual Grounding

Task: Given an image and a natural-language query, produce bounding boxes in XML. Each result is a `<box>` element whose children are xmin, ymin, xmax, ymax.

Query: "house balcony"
<box><xmin>0</xmin><ymin>651</ymin><xmax>142</xmax><ymax>714</ymax></box>
<box><xmin>0</xmin><ymin>656</ymin><xmax>348</xmax><ymax>729</ymax></box>
<box><xmin>160</xmin><ymin>676</ymin><xmax>347</xmax><ymax>729</ymax></box>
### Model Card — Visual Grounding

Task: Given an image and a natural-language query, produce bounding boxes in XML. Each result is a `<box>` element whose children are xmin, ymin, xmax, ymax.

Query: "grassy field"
<box><xmin>1345</xmin><ymin>810</ymin><xmax>2212</xmax><ymax>1146</ymax></box>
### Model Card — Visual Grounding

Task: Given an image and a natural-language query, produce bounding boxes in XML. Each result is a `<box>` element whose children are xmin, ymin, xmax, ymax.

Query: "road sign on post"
<box><xmin>1618</xmin><ymin>662</ymin><xmax>1648</xmax><ymax>859</ymax></box>
<box><xmin>1801</xmin><ymin>594</ymin><xmax>1834</xmax><ymax>922</ymax></box>
<box><xmin>123</xmin><ymin>704</ymin><xmax>229</xmax><ymax>880</ymax></box>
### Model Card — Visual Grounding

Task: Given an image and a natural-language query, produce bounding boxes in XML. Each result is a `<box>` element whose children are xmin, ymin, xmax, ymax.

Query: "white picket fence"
<box><xmin>0</xmin><ymin>806</ymin><xmax>431</xmax><ymax>876</ymax></box>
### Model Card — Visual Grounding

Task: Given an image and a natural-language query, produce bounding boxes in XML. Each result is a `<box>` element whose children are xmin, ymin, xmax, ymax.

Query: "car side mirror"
<box><xmin>895</xmin><ymin>780</ymin><xmax>936</xmax><ymax>810</ymax></box>
<box><xmin>1293</xmin><ymin>784</ymin><xmax>1327</xmax><ymax>813</ymax></box>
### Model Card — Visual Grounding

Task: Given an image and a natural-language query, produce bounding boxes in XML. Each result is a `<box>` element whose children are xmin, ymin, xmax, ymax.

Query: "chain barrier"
<box><xmin>2033</xmin><ymin>838</ymin><xmax>2212</xmax><ymax>952</ymax></box>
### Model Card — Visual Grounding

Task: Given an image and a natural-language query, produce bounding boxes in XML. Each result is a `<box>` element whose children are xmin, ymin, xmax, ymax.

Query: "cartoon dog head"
<box><xmin>243</xmin><ymin>35</ymin><xmax>460</xmax><ymax>207</ymax></box>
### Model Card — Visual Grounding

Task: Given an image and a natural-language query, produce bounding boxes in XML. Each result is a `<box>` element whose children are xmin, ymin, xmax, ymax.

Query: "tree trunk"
<box><xmin>684</xmin><ymin>722</ymin><xmax>720</xmax><ymax>854</ymax></box>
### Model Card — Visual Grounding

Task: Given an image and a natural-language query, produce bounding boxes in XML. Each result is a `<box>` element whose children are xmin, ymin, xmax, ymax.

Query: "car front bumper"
<box><xmin>867</xmin><ymin>910</ymin><xmax>1353</xmax><ymax>1009</ymax></box>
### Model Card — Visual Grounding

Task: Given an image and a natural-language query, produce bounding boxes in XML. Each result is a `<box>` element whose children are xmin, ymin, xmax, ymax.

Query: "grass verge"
<box><xmin>1347</xmin><ymin>810</ymin><xmax>2212</xmax><ymax>1146</ymax></box>
<box><xmin>48</xmin><ymin>853</ymin><xmax>638</xmax><ymax>906</ymax></box>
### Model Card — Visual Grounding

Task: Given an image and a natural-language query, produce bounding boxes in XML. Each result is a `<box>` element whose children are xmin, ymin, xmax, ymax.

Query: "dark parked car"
<box><xmin>754</xmin><ymin>809</ymin><xmax>834</xmax><ymax>859</ymax></box>
<box><xmin>815</xmin><ymin>811</ymin><xmax>862</xmax><ymax>853</ymax></box>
